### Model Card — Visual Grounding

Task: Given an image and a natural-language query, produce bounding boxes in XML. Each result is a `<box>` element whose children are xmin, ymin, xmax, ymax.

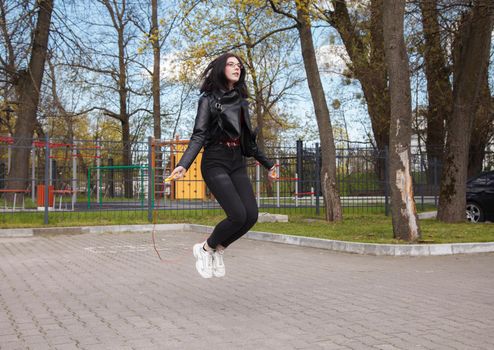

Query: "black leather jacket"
<box><xmin>177</xmin><ymin>89</ymin><xmax>274</xmax><ymax>170</ymax></box>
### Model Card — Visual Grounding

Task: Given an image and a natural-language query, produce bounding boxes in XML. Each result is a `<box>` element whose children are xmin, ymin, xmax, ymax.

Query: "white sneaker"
<box><xmin>212</xmin><ymin>250</ymin><xmax>225</xmax><ymax>277</ymax></box>
<box><xmin>193</xmin><ymin>243</ymin><xmax>213</xmax><ymax>278</ymax></box>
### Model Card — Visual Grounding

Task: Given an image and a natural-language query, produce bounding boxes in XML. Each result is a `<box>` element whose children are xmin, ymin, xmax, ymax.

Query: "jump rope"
<box><xmin>150</xmin><ymin>174</ymin><xmax>194</xmax><ymax>263</ymax></box>
<box><xmin>151</xmin><ymin>166</ymin><xmax>279</xmax><ymax>262</ymax></box>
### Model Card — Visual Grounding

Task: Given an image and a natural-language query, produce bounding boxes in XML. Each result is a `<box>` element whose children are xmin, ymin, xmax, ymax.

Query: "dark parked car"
<box><xmin>466</xmin><ymin>171</ymin><xmax>494</xmax><ymax>222</ymax></box>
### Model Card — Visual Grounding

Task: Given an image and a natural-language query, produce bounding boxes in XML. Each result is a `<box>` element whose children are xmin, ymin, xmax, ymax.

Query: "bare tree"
<box><xmin>179</xmin><ymin>1</ymin><xmax>301</xmax><ymax>152</ymax></box>
<box><xmin>418</xmin><ymin>0</ymin><xmax>452</xmax><ymax>180</ymax></box>
<box><xmin>134</xmin><ymin>0</ymin><xmax>184</xmax><ymax>140</ymax></box>
<box><xmin>151</xmin><ymin>0</ymin><xmax>160</xmax><ymax>140</ymax></box>
<box><xmin>269</xmin><ymin>0</ymin><xmax>342</xmax><ymax>221</ymax></box>
<box><xmin>437</xmin><ymin>0</ymin><xmax>493</xmax><ymax>222</ymax></box>
<box><xmin>316</xmin><ymin>0</ymin><xmax>390</xmax><ymax>182</ymax></box>
<box><xmin>383</xmin><ymin>0</ymin><xmax>421</xmax><ymax>241</ymax></box>
<box><xmin>2</xmin><ymin>0</ymin><xmax>54</xmax><ymax>195</ymax></box>
<box><xmin>468</xmin><ymin>71</ymin><xmax>493</xmax><ymax>177</ymax></box>
<box><xmin>71</xmin><ymin>0</ymin><xmax>156</xmax><ymax>198</ymax></box>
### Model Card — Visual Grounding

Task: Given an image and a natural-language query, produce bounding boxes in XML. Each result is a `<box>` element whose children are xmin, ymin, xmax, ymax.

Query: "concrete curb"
<box><xmin>0</xmin><ymin>224</ymin><xmax>186</xmax><ymax>238</ymax></box>
<box><xmin>186</xmin><ymin>224</ymin><xmax>494</xmax><ymax>256</ymax></box>
<box><xmin>418</xmin><ymin>211</ymin><xmax>437</xmax><ymax>219</ymax></box>
<box><xmin>0</xmin><ymin>228</ymin><xmax>35</xmax><ymax>237</ymax></box>
<box><xmin>1</xmin><ymin>223</ymin><xmax>494</xmax><ymax>256</ymax></box>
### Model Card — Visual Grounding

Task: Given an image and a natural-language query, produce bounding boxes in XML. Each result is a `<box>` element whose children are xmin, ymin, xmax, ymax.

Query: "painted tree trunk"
<box><xmin>383</xmin><ymin>0</ymin><xmax>421</xmax><ymax>241</ymax></box>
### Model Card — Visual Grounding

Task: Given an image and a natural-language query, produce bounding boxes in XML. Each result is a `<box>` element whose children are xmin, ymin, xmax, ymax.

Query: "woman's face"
<box><xmin>224</xmin><ymin>56</ymin><xmax>242</xmax><ymax>87</ymax></box>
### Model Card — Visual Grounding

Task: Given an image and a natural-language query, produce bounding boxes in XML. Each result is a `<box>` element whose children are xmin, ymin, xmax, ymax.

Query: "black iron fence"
<box><xmin>1</xmin><ymin>135</ymin><xmax>492</xmax><ymax>225</ymax></box>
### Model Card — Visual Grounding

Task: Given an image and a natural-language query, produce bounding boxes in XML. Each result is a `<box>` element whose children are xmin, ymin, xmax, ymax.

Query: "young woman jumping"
<box><xmin>169</xmin><ymin>53</ymin><xmax>276</xmax><ymax>278</ymax></box>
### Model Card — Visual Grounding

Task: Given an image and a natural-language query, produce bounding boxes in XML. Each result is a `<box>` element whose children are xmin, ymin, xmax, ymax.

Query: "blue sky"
<box><xmin>41</xmin><ymin>0</ymin><xmax>494</xmax><ymax>148</ymax></box>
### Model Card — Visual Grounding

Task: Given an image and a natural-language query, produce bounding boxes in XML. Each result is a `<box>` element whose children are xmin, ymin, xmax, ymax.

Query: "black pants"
<box><xmin>201</xmin><ymin>143</ymin><xmax>258</xmax><ymax>249</ymax></box>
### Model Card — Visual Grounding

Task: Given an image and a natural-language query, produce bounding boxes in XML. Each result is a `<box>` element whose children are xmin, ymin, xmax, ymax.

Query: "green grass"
<box><xmin>1</xmin><ymin>209</ymin><xmax>493</xmax><ymax>244</ymax></box>
<box><xmin>338</xmin><ymin>171</ymin><xmax>381</xmax><ymax>196</ymax></box>
<box><xmin>253</xmin><ymin>214</ymin><xmax>494</xmax><ymax>244</ymax></box>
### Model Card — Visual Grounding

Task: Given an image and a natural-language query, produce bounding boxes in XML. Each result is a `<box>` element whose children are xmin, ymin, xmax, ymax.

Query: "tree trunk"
<box><xmin>100</xmin><ymin>0</ymin><xmax>135</xmax><ymax>198</ymax></box>
<box><xmin>437</xmin><ymin>1</ymin><xmax>493</xmax><ymax>222</ymax></box>
<box><xmin>253</xmin><ymin>90</ymin><xmax>274</xmax><ymax>197</ymax></box>
<box><xmin>296</xmin><ymin>1</ymin><xmax>342</xmax><ymax>221</ymax></box>
<box><xmin>468</xmin><ymin>74</ymin><xmax>492</xmax><ymax>178</ymax></box>
<box><xmin>152</xmin><ymin>0</ymin><xmax>161</xmax><ymax>140</ymax></box>
<box><xmin>241</xmin><ymin>27</ymin><xmax>275</xmax><ymax>197</ymax></box>
<box><xmin>122</xmin><ymin>118</ymin><xmax>132</xmax><ymax>198</ymax></box>
<box><xmin>249</xmin><ymin>63</ymin><xmax>274</xmax><ymax>197</ymax></box>
<box><xmin>7</xmin><ymin>0</ymin><xmax>53</xmax><ymax>196</ymax></box>
<box><xmin>117</xmin><ymin>25</ymin><xmax>132</xmax><ymax>198</ymax></box>
<box><xmin>383</xmin><ymin>0</ymin><xmax>421</xmax><ymax>241</ymax></box>
<box><xmin>419</xmin><ymin>0</ymin><xmax>452</xmax><ymax>183</ymax></box>
<box><xmin>151</xmin><ymin>0</ymin><xmax>162</xmax><ymax>199</ymax></box>
<box><xmin>329</xmin><ymin>0</ymin><xmax>390</xmax><ymax>182</ymax></box>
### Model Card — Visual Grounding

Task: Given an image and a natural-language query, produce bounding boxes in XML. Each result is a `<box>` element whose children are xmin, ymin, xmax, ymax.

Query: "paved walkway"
<box><xmin>0</xmin><ymin>230</ymin><xmax>493</xmax><ymax>350</ymax></box>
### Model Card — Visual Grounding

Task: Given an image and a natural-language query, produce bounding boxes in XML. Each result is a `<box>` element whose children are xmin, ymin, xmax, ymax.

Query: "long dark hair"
<box><xmin>199</xmin><ymin>52</ymin><xmax>249</xmax><ymax>98</ymax></box>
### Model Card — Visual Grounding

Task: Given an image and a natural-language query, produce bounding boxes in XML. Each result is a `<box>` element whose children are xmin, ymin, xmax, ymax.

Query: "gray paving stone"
<box><xmin>0</xmin><ymin>231</ymin><xmax>493</xmax><ymax>349</ymax></box>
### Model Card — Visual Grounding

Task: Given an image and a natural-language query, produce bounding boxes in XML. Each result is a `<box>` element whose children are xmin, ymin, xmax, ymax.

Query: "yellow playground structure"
<box><xmin>153</xmin><ymin>137</ymin><xmax>207</xmax><ymax>200</ymax></box>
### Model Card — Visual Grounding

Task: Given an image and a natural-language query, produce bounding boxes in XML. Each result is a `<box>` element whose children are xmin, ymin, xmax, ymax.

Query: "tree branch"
<box><xmin>267</xmin><ymin>0</ymin><xmax>300</xmax><ymax>24</ymax></box>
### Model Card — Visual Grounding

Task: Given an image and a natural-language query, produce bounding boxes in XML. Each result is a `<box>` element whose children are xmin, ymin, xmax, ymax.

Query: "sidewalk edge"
<box><xmin>2</xmin><ymin>224</ymin><xmax>493</xmax><ymax>256</ymax></box>
<box><xmin>187</xmin><ymin>224</ymin><xmax>494</xmax><ymax>256</ymax></box>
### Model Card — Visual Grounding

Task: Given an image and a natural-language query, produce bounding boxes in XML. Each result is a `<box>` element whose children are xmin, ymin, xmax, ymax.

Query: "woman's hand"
<box><xmin>168</xmin><ymin>166</ymin><xmax>187</xmax><ymax>181</ymax></box>
<box><xmin>268</xmin><ymin>165</ymin><xmax>278</xmax><ymax>180</ymax></box>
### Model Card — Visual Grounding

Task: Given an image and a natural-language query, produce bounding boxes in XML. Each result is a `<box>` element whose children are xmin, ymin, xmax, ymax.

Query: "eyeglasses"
<box><xmin>226</xmin><ymin>62</ymin><xmax>243</xmax><ymax>70</ymax></box>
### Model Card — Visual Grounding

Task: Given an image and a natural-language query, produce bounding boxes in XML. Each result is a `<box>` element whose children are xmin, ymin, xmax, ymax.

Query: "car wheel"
<box><xmin>466</xmin><ymin>202</ymin><xmax>484</xmax><ymax>223</ymax></box>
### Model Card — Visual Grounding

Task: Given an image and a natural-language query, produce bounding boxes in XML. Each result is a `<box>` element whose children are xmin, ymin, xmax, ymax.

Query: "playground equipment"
<box><xmin>152</xmin><ymin>137</ymin><xmax>206</xmax><ymax>201</ymax></box>
<box><xmin>150</xmin><ymin>138</ymin><xmax>309</xmax><ymax>207</ymax></box>
<box><xmin>86</xmin><ymin>165</ymin><xmax>148</xmax><ymax>209</ymax></box>
<box><xmin>1</xmin><ymin>135</ymin><xmax>319</xmax><ymax>213</ymax></box>
<box><xmin>0</xmin><ymin>136</ymin><xmax>101</xmax><ymax>210</ymax></box>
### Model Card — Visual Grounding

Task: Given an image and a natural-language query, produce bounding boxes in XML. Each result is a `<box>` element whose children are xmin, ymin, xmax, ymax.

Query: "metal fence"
<box><xmin>1</xmin><ymin>135</ymin><xmax>492</xmax><ymax>225</ymax></box>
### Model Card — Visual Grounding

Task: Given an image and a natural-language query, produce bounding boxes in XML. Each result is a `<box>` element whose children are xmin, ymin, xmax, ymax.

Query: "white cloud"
<box><xmin>316</xmin><ymin>44</ymin><xmax>351</xmax><ymax>75</ymax></box>
<box><xmin>160</xmin><ymin>52</ymin><xmax>210</xmax><ymax>84</ymax></box>
<box><xmin>139</xmin><ymin>51</ymin><xmax>204</xmax><ymax>84</ymax></box>
<box><xmin>160</xmin><ymin>52</ymin><xmax>182</xmax><ymax>82</ymax></box>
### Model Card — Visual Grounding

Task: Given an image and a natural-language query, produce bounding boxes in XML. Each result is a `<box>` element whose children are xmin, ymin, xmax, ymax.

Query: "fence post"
<box><xmin>256</xmin><ymin>162</ymin><xmax>260</xmax><ymax>206</ymax></box>
<box><xmin>44</xmin><ymin>135</ymin><xmax>50</xmax><ymax>224</ymax></box>
<box><xmin>296</xmin><ymin>139</ymin><xmax>303</xmax><ymax>199</ymax></box>
<box><xmin>49</xmin><ymin>157</ymin><xmax>53</xmax><ymax>187</ymax></box>
<box><xmin>276</xmin><ymin>157</ymin><xmax>280</xmax><ymax>208</ymax></box>
<box><xmin>87</xmin><ymin>168</ymin><xmax>91</xmax><ymax>209</ymax></box>
<box><xmin>315</xmin><ymin>142</ymin><xmax>320</xmax><ymax>215</ymax></box>
<box><xmin>295</xmin><ymin>172</ymin><xmax>299</xmax><ymax>207</ymax></box>
<box><xmin>72</xmin><ymin>144</ymin><xmax>77</xmax><ymax>210</ymax></box>
<box><xmin>384</xmin><ymin>146</ymin><xmax>389</xmax><ymax>216</ymax></box>
<box><xmin>96</xmin><ymin>141</ymin><xmax>101</xmax><ymax>207</ymax></box>
<box><xmin>433</xmin><ymin>157</ymin><xmax>438</xmax><ymax>207</ymax></box>
<box><xmin>31</xmin><ymin>144</ymin><xmax>35</xmax><ymax>202</ymax></box>
<box><xmin>108</xmin><ymin>158</ymin><xmax>114</xmax><ymax>197</ymax></box>
<box><xmin>7</xmin><ymin>140</ymin><xmax>11</xmax><ymax>173</ymax></box>
<box><xmin>147</xmin><ymin>137</ymin><xmax>153</xmax><ymax>223</ymax></box>
<box><xmin>420</xmin><ymin>155</ymin><xmax>424</xmax><ymax>211</ymax></box>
